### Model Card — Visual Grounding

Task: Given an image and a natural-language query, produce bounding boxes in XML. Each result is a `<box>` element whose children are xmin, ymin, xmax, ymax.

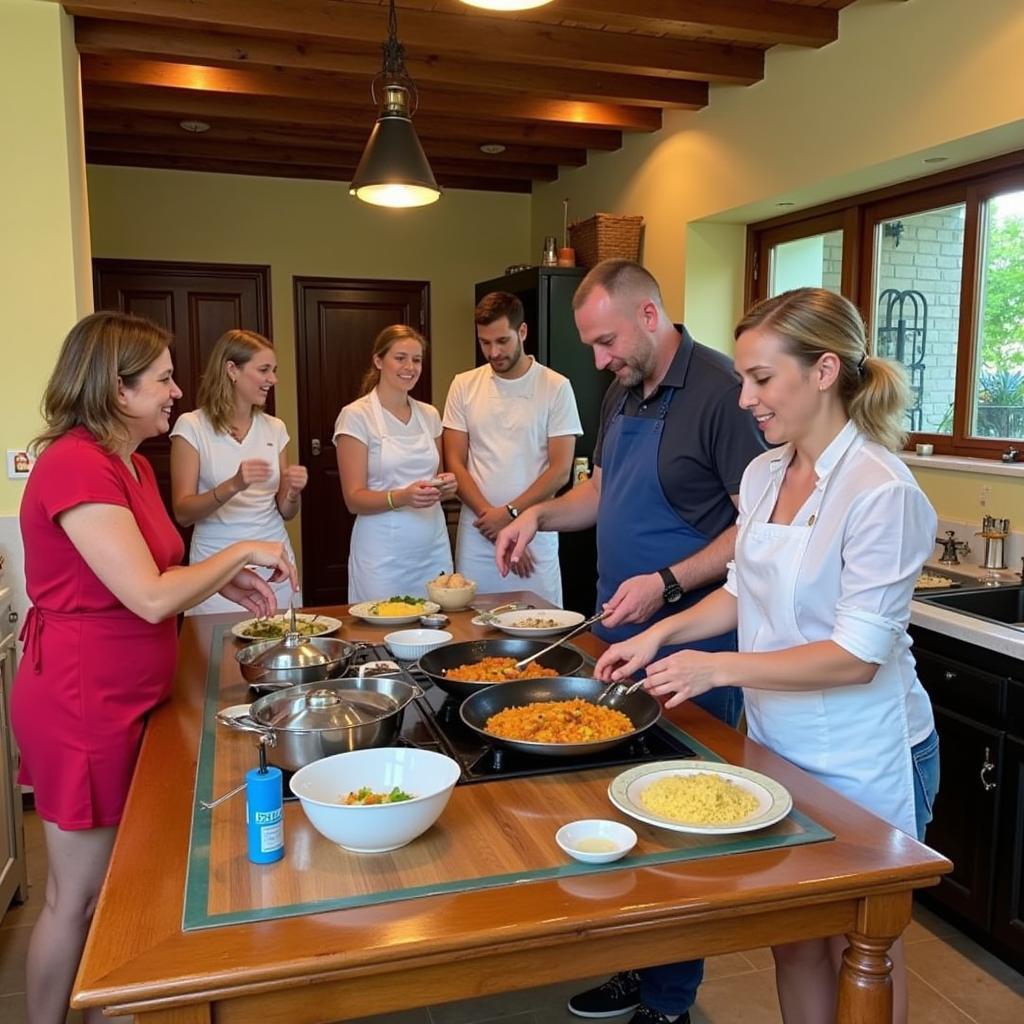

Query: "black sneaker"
<box><xmin>567</xmin><ymin>971</ymin><xmax>642</xmax><ymax>1018</ymax></box>
<box><xmin>626</xmin><ymin>1007</ymin><xmax>688</xmax><ymax>1024</ymax></box>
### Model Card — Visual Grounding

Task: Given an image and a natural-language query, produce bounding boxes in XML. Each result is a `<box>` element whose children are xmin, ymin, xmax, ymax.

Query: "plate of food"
<box><xmin>232</xmin><ymin>613</ymin><xmax>343</xmax><ymax>642</ymax></box>
<box><xmin>608</xmin><ymin>760</ymin><xmax>792</xmax><ymax>836</ymax></box>
<box><xmin>914</xmin><ymin>571</ymin><xmax>962</xmax><ymax>591</ymax></box>
<box><xmin>348</xmin><ymin>596</ymin><xmax>441</xmax><ymax>625</ymax></box>
<box><xmin>488</xmin><ymin>608</ymin><xmax>587</xmax><ymax>638</ymax></box>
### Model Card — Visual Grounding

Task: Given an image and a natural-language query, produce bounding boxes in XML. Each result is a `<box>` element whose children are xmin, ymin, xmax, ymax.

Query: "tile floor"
<box><xmin>2</xmin><ymin>810</ymin><xmax>1022</xmax><ymax>1023</ymax></box>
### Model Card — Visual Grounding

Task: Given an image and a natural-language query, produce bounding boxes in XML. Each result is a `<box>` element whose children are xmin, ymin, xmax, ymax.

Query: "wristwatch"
<box><xmin>658</xmin><ymin>567</ymin><xmax>683</xmax><ymax>604</ymax></box>
<box><xmin>506</xmin><ymin>503</ymin><xmax>520</xmax><ymax>520</ymax></box>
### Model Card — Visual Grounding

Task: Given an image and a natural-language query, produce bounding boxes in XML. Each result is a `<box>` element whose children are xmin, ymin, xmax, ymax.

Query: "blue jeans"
<box><xmin>911</xmin><ymin>728</ymin><xmax>940</xmax><ymax>841</ymax></box>
<box><xmin>638</xmin><ymin>688</ymin><xmax>744</xmax><ymax>1014</ymax></box>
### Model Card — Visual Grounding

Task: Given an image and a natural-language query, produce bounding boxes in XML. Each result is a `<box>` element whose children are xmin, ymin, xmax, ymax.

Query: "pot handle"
<box><xmin>216</xmin><ymin>709</ymin><xmax>273</xmax><ymax>739</ymax></box>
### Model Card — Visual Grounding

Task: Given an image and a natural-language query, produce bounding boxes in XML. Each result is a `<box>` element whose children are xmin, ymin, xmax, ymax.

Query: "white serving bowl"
<box><xmin>289</xmin><ymin>748</ymin><xmax>461</xmax><ymax>853</ymax></box>
<box><xmin>425</xmin><ymin>578</ymin><xmax>478</xmax><ymax>611</ymax></box>
<box><xmin>556</xmin><ymin>819</ymin><xmax>638</xmax><ymax>864</ymax></box>
<box><xmin>383</xmin><ymin>628</ymin><xmax>452</xmax><ymax>660</ymax></box>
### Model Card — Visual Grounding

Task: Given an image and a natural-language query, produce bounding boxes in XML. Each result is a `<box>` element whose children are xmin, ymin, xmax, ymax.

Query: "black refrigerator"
<box><xmin>474</xmin><ymin>267</ymin><xmax>612</xmax><ymax>614</ymax></box>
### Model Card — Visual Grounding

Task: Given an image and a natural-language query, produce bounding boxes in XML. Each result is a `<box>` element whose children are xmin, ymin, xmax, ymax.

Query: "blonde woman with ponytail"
<box><xmin>333</xmin><ymin>325</ymin><xmax>457</xmax><ymax>602</ymax></box>
<box><xmin>594</xmin><ymin>289</ymin><xmax>938</xmax><ymax>1024</ymax></box>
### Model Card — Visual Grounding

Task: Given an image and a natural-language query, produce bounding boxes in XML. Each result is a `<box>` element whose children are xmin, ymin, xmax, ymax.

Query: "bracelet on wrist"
<box><xmin>212</xmin><ymin>484</ymin><xmax>224</xmax><ymax>505</ymax></box>
<box><xmin>386</xmin><ymin>490</ymin><xmax>396</xmax><ymax>511</ymax></box>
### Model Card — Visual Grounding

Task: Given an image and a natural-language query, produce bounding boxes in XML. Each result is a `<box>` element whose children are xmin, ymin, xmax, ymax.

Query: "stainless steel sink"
<box><xmin>918</xmin><ymin>585</ymin><xmax>1024</xmax><ymax>629</ymax></box>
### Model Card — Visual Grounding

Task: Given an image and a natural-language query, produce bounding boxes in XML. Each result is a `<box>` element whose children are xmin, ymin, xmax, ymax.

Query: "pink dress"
<box><xmin>12</xmin><ymin>428</ymin><xmax>184</xmax><ymax>830</ymax></box>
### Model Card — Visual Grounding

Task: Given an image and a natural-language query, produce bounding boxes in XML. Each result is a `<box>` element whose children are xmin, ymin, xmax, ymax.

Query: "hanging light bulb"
<box><xmin>350</xmin><ymin>0</ymin><xmax>440</xmax><ymax>208</ymax></box>
<box><xmin>460</xmin><ymin>1</ymin><xmax>556</xmax><ymax>9</ymax></box>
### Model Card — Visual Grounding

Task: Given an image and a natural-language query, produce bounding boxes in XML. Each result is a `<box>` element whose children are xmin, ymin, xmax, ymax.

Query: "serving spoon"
<box><xmin>513</xmin><ymin>610</ymin><xmax>606</xmax><ymax>670</ymax></box>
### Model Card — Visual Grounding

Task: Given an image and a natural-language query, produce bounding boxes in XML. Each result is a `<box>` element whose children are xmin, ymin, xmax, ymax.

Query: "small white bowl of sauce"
<box><xmin>556</xmin><ymin>819</ymin><xmax>638</xmax><ymax>864</ymax></box>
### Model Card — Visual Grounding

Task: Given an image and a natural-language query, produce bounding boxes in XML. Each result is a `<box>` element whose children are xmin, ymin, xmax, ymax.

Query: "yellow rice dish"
<box><xmin>368</xmin><ymin>596</ymin><xmax>426</xmax><ymax>616</ymax></box>
<box><xmin>640</xmin><ymin>773</ymin><xmax>759</xmax><ymax>826</ymax></box>
<box><xmin>485</xmin><ymin>698</ymin><xmax>633</xmax><ymax>744</ymax></box>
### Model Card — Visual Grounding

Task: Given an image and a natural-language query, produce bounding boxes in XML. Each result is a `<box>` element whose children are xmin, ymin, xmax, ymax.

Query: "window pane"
<box><xmin>873</xmin><ymin>204</ymin><xmax>965</xmax><ymax>435</ymax></box>
<box><xmin>973</xmin><ymin>190</ymin><xmax>1024</xmax><ymax>441</ymax></box>
<box><xmin>769</xmin><ymin>230</ymin><xmax>843</xmax><ymax>297</ymax></box>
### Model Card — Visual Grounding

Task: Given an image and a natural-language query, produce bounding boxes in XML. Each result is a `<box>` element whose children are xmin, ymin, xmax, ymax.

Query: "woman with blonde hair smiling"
<box><xmin>14</xmin><ymin>311</ymin><xmax>295</xmax><ymax>1024</ymax></box>
<box><xmin>170</xmin><ymin>329</ymin><xmax>307</xmax><ymax>613</ymax></box>
<box><xmin>334</xmin><ymin>324</ymin><xmax>457</xmax><ymax>601</ymax></box>
<box><xmin>595</xmin><ymin>288</ymin><xmax>938</xmax><ymax>1024</ymax></box>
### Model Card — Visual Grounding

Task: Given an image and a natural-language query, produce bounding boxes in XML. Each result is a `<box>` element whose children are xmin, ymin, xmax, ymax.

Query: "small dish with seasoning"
<box><xmin>556</xmin><ymin>819</ymin><xmax>637</xmax><ymax>864</ymax></box>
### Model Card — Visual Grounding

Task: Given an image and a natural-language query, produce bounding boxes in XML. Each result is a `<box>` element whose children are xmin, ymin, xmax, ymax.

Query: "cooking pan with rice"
<box><xmin>459</xmin><ymin>676</ymin><xmax>660</xmax><ymax>757</ymax></box>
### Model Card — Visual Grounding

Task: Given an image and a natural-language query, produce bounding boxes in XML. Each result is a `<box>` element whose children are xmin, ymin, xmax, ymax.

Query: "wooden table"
<box><xmin>73</xmin><ymin>596</ymin><xmax>950</xmax><ymax>1024</ymax></box>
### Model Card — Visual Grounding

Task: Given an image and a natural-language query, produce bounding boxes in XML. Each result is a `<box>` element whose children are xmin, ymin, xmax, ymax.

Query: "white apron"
<box><xmin>188</xmin><ymin>531</ymin><xmax>299</xmax><ymax>615</ymax></box>
<box><xmin>348</xmin><ymin>393</ymin><xmax>452</xmax><ymax>603</ymax></box>
<box><xmin>454</xmin><ymin>367</ymin><xmax>562</xmax><ymax>605</ymax></box>
<box><xmin>735</xmin><ymin>454</ymin><xmax>917</xmax><ymax>836</ymax></box>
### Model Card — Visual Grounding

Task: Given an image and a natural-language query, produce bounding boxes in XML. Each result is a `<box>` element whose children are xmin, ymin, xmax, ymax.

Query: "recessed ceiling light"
<box><xmin>480</xmin><ymin>143</ymin><xmax>507</xmax><ymax>155</ymax></box>
<box><xmin>776</xmin><ymin>201</ymin><xmax>796</xmax><ymax>207</ymax></box>
<box><xmin>180</xmin><ymin>120</ymin><xmax>211</xmax><ymax>133</ymax></box>
<box><xmin>460</xmin><ymin>1</ymin><xmax>555</xmax><ymax>9</ymax></box>
<box><xmin>923</xmin><ymin>156</ymin><xmax>949</xmax><ymax>164</ymax></box>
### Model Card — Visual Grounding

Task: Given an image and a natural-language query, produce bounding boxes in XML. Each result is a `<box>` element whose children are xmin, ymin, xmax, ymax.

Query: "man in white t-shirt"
<box><xmin>442</xmin><ymin>292</ymin><xmax>582</xmax><ymax>605</ymax></box>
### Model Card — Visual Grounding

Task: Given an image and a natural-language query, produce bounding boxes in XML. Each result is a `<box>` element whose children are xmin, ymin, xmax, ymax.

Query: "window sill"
<box><xmin>899</xmin><ymin>452</ymin><xmax>1024</xmax><ymax>477</ymax></box>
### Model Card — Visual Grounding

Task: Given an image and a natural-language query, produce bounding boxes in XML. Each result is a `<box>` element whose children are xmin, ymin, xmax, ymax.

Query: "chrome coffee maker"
<box><xmin>977</xmin><ymin>515</ymin><xmax>1010</xmax><ymax>570</ymax></box>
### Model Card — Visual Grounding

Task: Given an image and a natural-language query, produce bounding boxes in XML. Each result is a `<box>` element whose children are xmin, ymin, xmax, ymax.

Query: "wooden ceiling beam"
<box><xmin>59</xmin><ymin>0</ymin><xmax>765</xmax><ymax>82</ymax></box>
<box><xmin>74</xmin><ymin>20</ymin><xmax>708</xmax><ymax>110</ymax></box>
<box><xmin>483</xmin><ymin>0</ymin><xmax>839</xmax><ymax>48</ymax></box>
<box><xmin>82</xmin><ymin>110</ymin><xmax>590</xmax><ymax>167</ymax></box>
<box><xmin>85</xmin><ymin>132</ymin><xmax>559</xmax><ymax>181</ymax></box>
<box><xmin>85</xmin><ymin>149</ymin><xmax>533</xmax><ymax>194</ymax></box>
<box><xmin>80</xmin><ymin>56</ymin><xmax>662</xmax><ymax>133</ymax></box>
<box><xmin>83</xmin><ymin>85</ymin><xmax>624</xmax><ymax>152</ymax></box>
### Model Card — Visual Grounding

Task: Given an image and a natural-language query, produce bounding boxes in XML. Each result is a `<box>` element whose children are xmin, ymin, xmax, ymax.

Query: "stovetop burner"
<box><xmin>340</xmin><ymin>642</ymin><xmax>697</xmax><ymax>787</ymax></box>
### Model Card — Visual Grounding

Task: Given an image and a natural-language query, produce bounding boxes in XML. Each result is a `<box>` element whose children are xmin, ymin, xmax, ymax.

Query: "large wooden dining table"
<box><xmin>73</xmin><ymin>596</ymin><xmax>950</xmax><ymax>1024</ymax></box>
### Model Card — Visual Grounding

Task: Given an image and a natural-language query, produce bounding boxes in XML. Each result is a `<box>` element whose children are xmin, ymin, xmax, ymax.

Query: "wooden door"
<box><xmin>93</xmin><ymin>259</ymin><xmax>272</xmax><ymax>535</ymax></box>
<box><xmin>294</xmin><ymin>278</ymin><xmax>430</xmax><ymax>605</ymax></box>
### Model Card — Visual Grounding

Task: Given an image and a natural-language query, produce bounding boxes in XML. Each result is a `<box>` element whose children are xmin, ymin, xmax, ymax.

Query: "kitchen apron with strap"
<box><xmin>735</xmin><ymin>448</ymin><xmax>917</xmax><ymax>834</ymax></box>
<box><xmin>454</xmin><ymin>366</ymin><xmax>562</xmax><ymax>605</ymax></box>
<box><xmin>188</xmin><ymin>530</ymin><xmax>299</xmax><ymax>615</ymax></box>
<box><xmin>593</xmin><ymin>387</ymin><xmax>739</xmax><ymax>721</ymax></box>
<box><xmin>348</xmin><ymin>392</ymin><xmax>452</xmax><ymax>603</ymax></box>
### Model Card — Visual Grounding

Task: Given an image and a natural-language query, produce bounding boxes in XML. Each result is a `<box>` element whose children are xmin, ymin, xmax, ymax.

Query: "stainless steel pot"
<box><xmin>235</xmin><ymin>636</ymin><xmax>357</xmax><ymax>689</ymax></box>
<box><xmin>217</xmin><ymin>675</ymin><xmax>422</xmax><ymax>771</ymax></box>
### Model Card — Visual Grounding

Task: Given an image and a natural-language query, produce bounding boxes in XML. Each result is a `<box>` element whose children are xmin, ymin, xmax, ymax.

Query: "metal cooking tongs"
<box><xmin>513</xmin><ymin>610</ymin><xmax>606</xmax><ymax>670</ymax></box>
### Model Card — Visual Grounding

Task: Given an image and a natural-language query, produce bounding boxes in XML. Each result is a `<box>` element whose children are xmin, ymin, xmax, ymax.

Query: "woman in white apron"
<box><xmin>594</xmin><ymin>289</ymin><xmax>939</xmax><ymax>1024</ymax></box>
<box><xmin>334</xmin><ymin>325</ymin><xmax>456</xmax><ymax>603</ymax></box>
<box><xmin>170</xmin><ymin>330</ymin><xmax>307</xmax><ymax>614</ymax></box>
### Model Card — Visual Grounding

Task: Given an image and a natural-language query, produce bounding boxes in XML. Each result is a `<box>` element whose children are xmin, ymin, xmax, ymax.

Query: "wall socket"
<box><xmin>6</xmin><ymin>449</ymin><xmax>34</xmax><ymax>479</ymax></box>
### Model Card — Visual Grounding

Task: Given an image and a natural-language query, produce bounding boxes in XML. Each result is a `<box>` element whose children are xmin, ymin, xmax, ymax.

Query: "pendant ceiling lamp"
<box><xmin>349</xmin><ymin>0</ymin><xmax>440</xmax><ymax>208</ymax></box>
<box><xmin>460</xmin><ymin>1</ymin><xmax>556</xmax><ymax>9</ymax></box>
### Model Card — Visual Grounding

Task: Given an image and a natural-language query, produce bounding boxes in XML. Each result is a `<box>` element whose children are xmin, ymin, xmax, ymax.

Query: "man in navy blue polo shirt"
<box><xmin>496</xmin><ymin>259</ymin><xmax>766</xmax><ymax>1024</ymax></box>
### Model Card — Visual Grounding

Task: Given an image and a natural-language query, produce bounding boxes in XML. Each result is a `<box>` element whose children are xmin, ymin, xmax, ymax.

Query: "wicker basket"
<box><xmin>568</xmin><ymin>213</ymin><xmax>644</xmax><ymax>269</ymax></box>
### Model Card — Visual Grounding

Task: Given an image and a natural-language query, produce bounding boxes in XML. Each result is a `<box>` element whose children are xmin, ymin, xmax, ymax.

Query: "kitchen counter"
<box><xmin>73</xmin><ymin>596</ymin><xmax>950</xmax><ymax>1024</ymax></box>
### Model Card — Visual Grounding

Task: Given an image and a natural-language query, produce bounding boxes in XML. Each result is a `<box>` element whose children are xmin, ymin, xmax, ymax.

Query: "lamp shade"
<box><xmin>350</xmin><ymin>86</ymin><xmax>441</xmax><ymax>209</ymax></box>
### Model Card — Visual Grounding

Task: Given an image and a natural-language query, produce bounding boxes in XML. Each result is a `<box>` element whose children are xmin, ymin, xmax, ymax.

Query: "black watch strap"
<box><xmin>658</xmin><ymin>567</ymin><xmax>683</xmax><ymax>603</ymax></box>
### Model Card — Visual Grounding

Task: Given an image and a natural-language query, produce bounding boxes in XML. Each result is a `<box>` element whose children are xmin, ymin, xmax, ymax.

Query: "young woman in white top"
<box><xmin>170</xmin><ymin>330</ymin><xmax>307</xmax><ymax>614</ymax></box>
<box><xmin>595</xmin><ymin>289</ymin><xmax>939</xmax><ymax>1024</ymax></box>
<box><xmin>334</xmin><ymin>325</ymin><xmax>457</xmax><ymax>603</ymax></box>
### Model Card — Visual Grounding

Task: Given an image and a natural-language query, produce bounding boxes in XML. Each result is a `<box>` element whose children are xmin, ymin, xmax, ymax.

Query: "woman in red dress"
<box><xmin>13</xmin><ymin>311</ymin><xmax>297</xmax><ymax>1024</ymax></box>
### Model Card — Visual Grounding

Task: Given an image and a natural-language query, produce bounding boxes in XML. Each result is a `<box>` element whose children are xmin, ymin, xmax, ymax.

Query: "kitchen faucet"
<box><xmin>935</xmin><ymin>530</ymin><xmax>970</xmax><ymax>565</ymax></box>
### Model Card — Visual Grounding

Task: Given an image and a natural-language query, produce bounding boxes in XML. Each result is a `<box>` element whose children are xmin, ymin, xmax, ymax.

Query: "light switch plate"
<box><xmin>7</xmin><ymin>449</ymin><xmax>34</xmax><ymax>479</ymax></box>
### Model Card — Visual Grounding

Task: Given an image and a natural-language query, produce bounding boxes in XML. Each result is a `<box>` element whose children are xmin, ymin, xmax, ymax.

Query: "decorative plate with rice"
<box><xmin>608</xmin><ymin>760</ymin><xmax>792</xmax><ymax>835</ymax></box>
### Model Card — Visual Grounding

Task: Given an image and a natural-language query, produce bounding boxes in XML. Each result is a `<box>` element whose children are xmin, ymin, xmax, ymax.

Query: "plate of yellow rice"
<box><xmin>608</xmin><ymin>760</ymin><xmax>792</xmax><ymax>835</ymax></box>
<box><xmin>349</xmin><ymin>598</ymin><xmax>441</xmax><ymax>625</ymax></box>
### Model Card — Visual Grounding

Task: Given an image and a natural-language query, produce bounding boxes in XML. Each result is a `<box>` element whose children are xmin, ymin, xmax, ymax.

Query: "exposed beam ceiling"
<box><xmin>57</xmin><ymin>0</ymin><xmax>862</xmax><ymax>193</ymax></box>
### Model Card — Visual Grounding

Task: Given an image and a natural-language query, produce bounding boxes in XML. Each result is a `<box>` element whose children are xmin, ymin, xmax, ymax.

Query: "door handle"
<box><xmin>980</xmin><ymin>746</ymin><xmax>997</xmax><ymax>792</ymax></box>
<box><xmin>311</xmin><ymin>438</ymin><xmax>322</xmax><ymax>456</ymax></box>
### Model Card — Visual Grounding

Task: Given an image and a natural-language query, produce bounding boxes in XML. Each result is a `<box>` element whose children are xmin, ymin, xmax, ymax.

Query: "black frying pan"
<box><xmin>458</xmin><ymin>675</ymin><xmax>661</xmax><ymax>757</ymax></box>
<box><xmin>416</xmin><ymin>638</ymin><xmax>585</xmax><ymax>700</ymax></box>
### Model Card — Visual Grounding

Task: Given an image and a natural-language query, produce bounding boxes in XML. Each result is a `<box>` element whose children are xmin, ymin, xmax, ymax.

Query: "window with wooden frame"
<box><xmin>746</xmin><ymin>152</ymin><xmax>1024</xmax><ymax>459</ymax></box>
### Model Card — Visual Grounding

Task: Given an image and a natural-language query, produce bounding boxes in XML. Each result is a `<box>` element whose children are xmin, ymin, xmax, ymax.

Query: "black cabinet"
<box><xmin>910</xmin><ymin>626</ymin><xmax>1024</xmax><ymax>972</ymax></box>
<box><xmin>474</xmin><ymin>268</ymin><xmax>612</xmax><ymax>614</ymax></box>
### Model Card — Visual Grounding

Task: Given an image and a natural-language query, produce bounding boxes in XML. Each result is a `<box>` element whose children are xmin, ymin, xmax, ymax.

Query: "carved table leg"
<box><xmin>835</xmin><ymin>892</ymin><xmax>912</xmax><ymax>1024</ymax></box>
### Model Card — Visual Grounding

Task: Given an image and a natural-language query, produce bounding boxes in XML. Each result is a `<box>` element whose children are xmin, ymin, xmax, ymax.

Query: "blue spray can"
<box><xmin>246</xmin><ymin>744</ymin><xmax>284</xmax><ymax>864</ymax></box>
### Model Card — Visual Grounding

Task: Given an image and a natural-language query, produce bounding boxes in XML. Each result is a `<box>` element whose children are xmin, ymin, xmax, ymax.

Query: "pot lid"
<box><xmin>258</xmin><ymin>687</ymin><xmax>399</xmax><ymax>731</ymax></box>
<box><xmin>249</xmin><ymin>631</ymin><xmax>332</xmax><ymax>672</ymax></box>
